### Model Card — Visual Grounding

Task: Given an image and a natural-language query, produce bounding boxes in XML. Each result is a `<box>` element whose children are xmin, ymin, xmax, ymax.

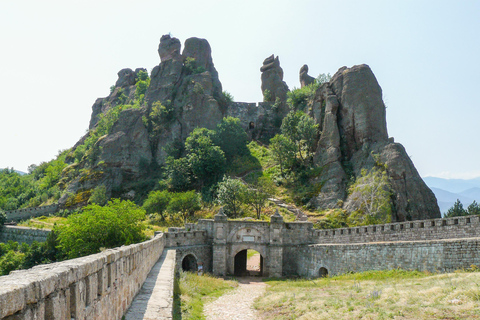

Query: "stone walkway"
<box><xmin>204</xmin><ymin>277</ymin><xmax>266</xmax><ymax>320</ymax></box>
<box><xmin>124</xmin><ymin>249</ymin><xmax>176</xmax><ymax>320</ymax></box>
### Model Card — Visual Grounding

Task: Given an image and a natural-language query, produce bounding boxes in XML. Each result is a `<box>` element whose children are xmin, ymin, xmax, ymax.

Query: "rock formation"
<box><xmin>65</xmin><ymin>36</ymin><xmax>440</xmax><ymax>220</ymax></box>
<box><xmin>260</xmin><ymin>55</ymin><xmax>289</xmax><ymax>114</ymax></box>
<box><xmin>299</xmin><ymin>64</ymin><xmax>315</xmax><ymax>88</ymax></box>
<box><xmin>310</xmin><ymin>64</ymin><xmax>440</xmax><ymax>220</ymax></box>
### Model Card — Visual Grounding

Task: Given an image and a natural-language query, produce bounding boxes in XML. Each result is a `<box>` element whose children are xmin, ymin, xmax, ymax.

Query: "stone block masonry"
<box><xmin>288</xmin><ymin>238</ymin><xmax>480</xmax><ymax>277</ymax></box>
<box><xmin>0</xmin><ymin>226</ymin><xmax>51</xmax><ymax>244</ymax></box>
<box><xmin>4</xmin><ymin>204</ymin><xmax>59</xmax><ymax>222</ymax></box>
<box><xmin>310</xmin><ymin>215</ymin><xmax>480</xmax><ymax>244</ymax></box>
<box><xmin>0</xmin><ymin>233</ymin><xmax>166</xmax><ymax>320</ymax></box>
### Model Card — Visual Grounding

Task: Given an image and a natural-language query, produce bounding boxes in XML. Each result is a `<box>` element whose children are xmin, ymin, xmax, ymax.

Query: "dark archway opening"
<box><xmin>234</xmin><ymin>249</ymin><xmax>263</xmax><ymax>277</ymax></box>
<box><xmin>182</xmin><ymin>254</ymin><xmax>198</xmax><ymax>272</ymax></box>
<box><xmin>319</xmin><ymin>267</ymin><xmax>328</xmax><ymax>278</ymax></box>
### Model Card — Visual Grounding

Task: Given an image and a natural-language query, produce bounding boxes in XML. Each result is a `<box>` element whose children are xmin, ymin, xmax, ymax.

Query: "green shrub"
<box><xmin>56</xmin><ymin>199</ymin><xmax>147</xmax><ymax>259</ymax></box>
<box><xmin>184</xmin><ymin>57</ymin><xmax>206</xmax><ymax>75</ymax></box>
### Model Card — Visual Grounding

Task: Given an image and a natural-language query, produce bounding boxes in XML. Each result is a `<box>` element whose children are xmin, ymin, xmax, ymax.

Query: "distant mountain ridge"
<box><xmin>423</xmin><ymin>177</ymin><xmax>480</xmax><ymax>214</ymax></box>
<box><xmin>1</xmin><ymin>168</ymin><xmax>26</xmax><ymax>175</ymax></box>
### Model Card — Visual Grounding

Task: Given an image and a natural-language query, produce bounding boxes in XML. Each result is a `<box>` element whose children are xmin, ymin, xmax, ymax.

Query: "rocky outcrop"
<box><xmin>96</xmin><ymin>108</ymin><xmax>152</xmax><ymax>174</ymax></box>
<box><xmin>299</xmin><ymin>64</ymin><xmax>315</xmax><ymax>88</ymax></box>
<box><xmin>147</xmin><ymin>36</ymin><xmax>225</xmax><ymax>165</ymax></box>
<box><xmin>71</xmin><ymin>36</ymin><xmax>440</xmax><ymax>221</ymax></box>
<box><xmin>260</xmin><ymin>55</ymin><xmax>289</xmax><ymax>114</ymax></box>
<box><xmin>310</xmin><ymin>64</ymin><xmax>440</xmax><ymax>220</ymax></box>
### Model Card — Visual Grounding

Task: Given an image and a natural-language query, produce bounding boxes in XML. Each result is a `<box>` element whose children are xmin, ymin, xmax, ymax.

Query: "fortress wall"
<box><xmin>0</xmin><ymin>226</ymin><xmax>51</xmax><ymax>244</ymax></box>
<box><xmin>286</xmin><ymin>237</ymin><xmax>480</xmax><ymax>278</ymax></box>
<box><xmin>311</xmin><ymin>215</ymin><xmax>480</xmax><ymax>244</ymax></box>
<box><xmin>5</xmin><ymin>204</ymin><xmax>59</xmax><ymax>222</ymax></box>
<box><xmin>174</xmin><ymin>245</ymin><xmax>213</xmax><ymax>273</ymax></box>
<box><xmin>165</xmin><ymin>230</ymin><xmax>210</xmax><ymax>248</ymax></box>
<box><xmin>283</xmin><ymin>222</ymin><xmax>314</xmax><ymax>245</ymax></box>
<box><xmin>0</xmin><ymin>233</ymin><xmax>166</xmax><ymax>320</ymax></box>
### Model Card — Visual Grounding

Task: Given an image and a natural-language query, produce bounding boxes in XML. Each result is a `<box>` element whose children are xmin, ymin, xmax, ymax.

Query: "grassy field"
<box><xmin>254</xmin><ymin>269</ymin><xmax>480</xmax><ymax>319</ymax></box>
<box><xmin>174</xmin><ymin>271</ymin><xmax>238</xmax><ymax>320</ymax></box>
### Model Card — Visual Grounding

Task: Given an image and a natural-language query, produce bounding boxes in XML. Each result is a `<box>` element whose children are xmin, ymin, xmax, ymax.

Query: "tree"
<box><xmin>56</xmin><ymin>199</ymin><xmax>146</xmax><ymax>259</ymax></box>
<box><xmin>142</xmin><ymin>190</ymin><xmax>172</xmax><ymax>220</ymax></box>
<box><xmin>280</xmin><ymin>111</ymin><xmax>318</xmax><ymax>163</ymax></box>
<box><xmin>245</xmin><ymin>177</ymin><xmax>274</xmax><ymax>219</ymax></box>
<box><xmin>212</xmin><ymin>117</ymin><xmax>249</xmax><ymax>161</ymax></box>
<box><xmin>316</xmin><ymin>73</ymin><xmax>332</xmax><ymax>85</ymax></box>
<box><xmin>167</xmin><ymin>191</ymin><xmax>201</xmax><ymax>224</ymax></box>
<box><xmin>217</xmin><ymin>177</ymin><xmax>247</xmax><ymax>218</ymax></box>
<box><xmin>444</xmin><ymin>199</ymin><xmax>468</xmax><ymax>218</ymax></box>
<box><xmin>167</xmin><ymin>128</ymin><xmax>227</xmax><ymax>191</ymax></box>
<box><xmin>467</xmin><ymin>200</ymin><xmax>480</xmax><ymax>215</ymax></box>
<box><xmin>269</xmin><ymin>134</ymin><xmax>296</xmax><ymax>176</ymax></box>
<box><xmin>347</xmin><ymin>168</ymin><xmax>392</xmax><ymax>226</ymax></box>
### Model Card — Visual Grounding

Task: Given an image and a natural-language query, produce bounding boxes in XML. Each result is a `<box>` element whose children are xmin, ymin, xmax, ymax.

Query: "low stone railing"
<box><xmin>0</xmin><ymin>233</ymin><xmax>166</xmax><ymax>320</ymax></box>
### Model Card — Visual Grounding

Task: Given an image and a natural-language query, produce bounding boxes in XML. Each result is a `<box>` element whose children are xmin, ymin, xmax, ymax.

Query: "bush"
<box><xmin>56</xmin><ymin>199</ymin><xmax>147</xmax><ymax>259</ymax></box>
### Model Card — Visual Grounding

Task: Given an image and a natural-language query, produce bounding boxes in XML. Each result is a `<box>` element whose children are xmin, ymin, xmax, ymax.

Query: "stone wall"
<box><xmin>0</xmin><ymin>226</ymin><xmax>51</xmax><ymax>244</ymax></box>
<box><xmin>174</xmin><ymin>245</ymin><xmax>213</xmax><ymax>273</ymax></box>
<box><xmin>5</xmin><ymin>204</ymin><xmax>59</xmax><ymax>222</ymax></box>
<box><xmin>286</xmin><ymin>238</ymin><xmax>480</xmax><ymax>277</ymax></box>
<box><xmin>0</xmin><ymin>233</ymin><xmax>166</xmax><ymax>320</ymax></box>
<box><xmin>311</xmin><ymin>215</ymin><xmax>480</xmax><ymax>244</ymax></box>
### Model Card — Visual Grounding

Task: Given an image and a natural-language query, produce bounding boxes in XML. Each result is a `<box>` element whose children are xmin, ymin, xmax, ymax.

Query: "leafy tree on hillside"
<box><xmin>217</xmin><ymin>177</ymin><xmax>247</xmax><ymax>218</ymax></box>
<box><xmin>167</xmin><ymin>128</ymin><xmax>226</xmax><ymax>191</ymax></box>
<box><xmin>270</xmin><ymin>134</ymin><xmax>297</xmax><ymax>176</ymax></box>
<box><xmin>280</xmin><ymin>111</ymin><xmax>318</xmax><ymax>164</ymax></box>
<box><xmin>167</xmin><ymin>191</ymin><xmax>201</xmax><ymax>224</ymax></box>
<box><xmin>142</xmin><ymin>190</ymin><xmax>172</xmax><ymax>221</ymax></box>
<box><xmin>245</xmin><ymin>177</ymin><xmax>274</xmax><ymax>219</ymax></box>
<box><xmin>212</xmin><ymin>117</ymin><xmax>249</xmax><ymax>161</ymax></box>
<box><xmin>347</xmin><ymin>168</ymin><xmax>392</xmax><ymax>226</ymax></box>
<box><xmin>56</xmin><ymin>199</ymin><xmax>146</xmax><ymax>259</ymax></box>
<box><xmin>0</xmin><ymin>210</ymin><xmax>6</xmax><ymax>228</ymax></box>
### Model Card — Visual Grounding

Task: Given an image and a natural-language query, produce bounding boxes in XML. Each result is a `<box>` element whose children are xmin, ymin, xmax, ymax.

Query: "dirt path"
<box><xmin>203</xmin><ymin>277</ymin><xmax>266</xmax><ymax>320</ymax></box>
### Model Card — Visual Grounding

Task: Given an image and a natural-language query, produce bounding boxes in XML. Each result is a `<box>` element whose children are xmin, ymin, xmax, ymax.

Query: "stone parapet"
<box><xmin>165</xmin><ymin>230</ymin><xmax>210</xmax><ymax>248</ymax></box>
<box><xmin>0</xmin><ymin>233</ymin><xmax>166</xmax><ymax>320</ymax></box>
<box><xmin>311</xmin><ymin>215</ymin><xmax>480</xmax><ymax>244</ymax></box>
<box><xmin>0</xmin><ymin>226</ymin><xmax>51</xmax><ymax>244</ymax></box>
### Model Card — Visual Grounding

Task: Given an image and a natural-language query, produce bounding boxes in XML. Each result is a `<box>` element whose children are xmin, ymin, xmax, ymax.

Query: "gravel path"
<box><xmin>204</xmin><ymin>277</ymin><xmax>266</xmax><ymax>320</ymax></box>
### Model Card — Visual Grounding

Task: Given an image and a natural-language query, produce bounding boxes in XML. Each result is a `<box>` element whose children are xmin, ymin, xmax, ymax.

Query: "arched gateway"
<box><xmin>164</xmin><ymin>208</ymin><xmax>287</xmax><ymax>277</ymax></box>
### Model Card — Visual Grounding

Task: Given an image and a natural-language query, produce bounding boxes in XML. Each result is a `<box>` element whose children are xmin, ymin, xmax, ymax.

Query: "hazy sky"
<box><xmin>1</xmin><ymin>0</ymin><xmax>479</xmax><ymax>179</ymax></box>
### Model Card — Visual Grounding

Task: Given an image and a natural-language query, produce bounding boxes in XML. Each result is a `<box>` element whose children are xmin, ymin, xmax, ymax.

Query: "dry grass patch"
<box><xmin>255</xmin><ymin>269</ymin><xmax>480</xmax><ymax>319</ymax></box>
